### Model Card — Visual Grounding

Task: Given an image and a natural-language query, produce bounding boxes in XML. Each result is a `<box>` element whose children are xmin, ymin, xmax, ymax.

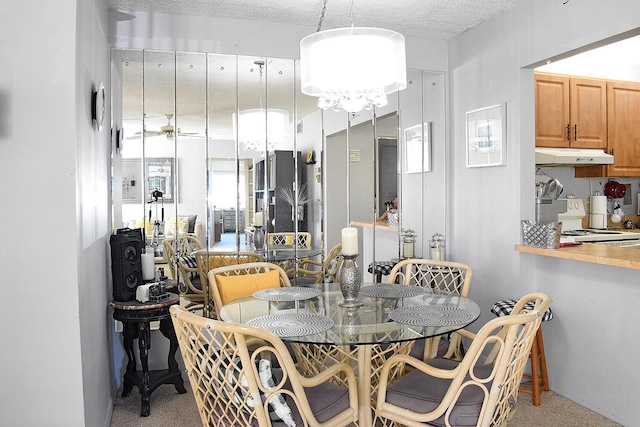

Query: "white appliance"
<box><xmin>555</xmin><ymin>197</ymin><xmax>640</xmax><ymax>243</ymax></box>
<box><xmin>558</xmin><ymin>198</ymin><xmax>586</xmax><ymax>231</ymax></box>
<box><xmin>535</xmin><ymin>148</ymin><xmax>614</xmax><ymax>166</ymax></box>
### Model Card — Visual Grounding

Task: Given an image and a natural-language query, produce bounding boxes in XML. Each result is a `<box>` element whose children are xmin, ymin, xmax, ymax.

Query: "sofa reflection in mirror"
<box><xmin>128</xmin><ymin>215</ymin><xmax>203</xmax><ymax>259</ymax></box>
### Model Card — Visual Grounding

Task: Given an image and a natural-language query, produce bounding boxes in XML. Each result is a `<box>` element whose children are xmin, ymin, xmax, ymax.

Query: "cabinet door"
<box><xmin>570</xmin><ymin>77</ymin><xmax>607</xmax><ymax>148</ymax></box>
<box><xmin>607</xmin><ymin>80</ymin><xmax>640</xmax><ymax>177</ymax></box>
<box><xmin>535</xmin><ymin>73</ymin><xmax>570</xmax><ymax>147</ymax></box>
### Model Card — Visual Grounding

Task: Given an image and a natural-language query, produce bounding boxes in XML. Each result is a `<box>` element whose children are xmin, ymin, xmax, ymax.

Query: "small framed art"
<box><xmin>466</xmin><ymin>103</ymin><xmax>506</xmax><ymax>168</ymax></box>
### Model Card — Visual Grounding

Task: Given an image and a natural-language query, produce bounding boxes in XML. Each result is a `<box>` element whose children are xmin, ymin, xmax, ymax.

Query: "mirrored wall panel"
<box><xmin>111</xmin><ymin>48</ymin><xmax>446</xmax><ymax>311</ymax></box>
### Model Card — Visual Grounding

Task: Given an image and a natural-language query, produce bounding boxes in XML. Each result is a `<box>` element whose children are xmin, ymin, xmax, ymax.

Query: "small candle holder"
<box><xmin>338</xmin><ymin>253</ymin><xmax>363</xmax><ymax>307</ymax></box>
<box><xmin>253</xmin><ymin>226</ymin><xmax>265</xmax><ymax>251</ymax></box>
<box><xmin>341</xmin><ymin>307</ymin><xmax>360</xmax><ymax>342</ymax></box>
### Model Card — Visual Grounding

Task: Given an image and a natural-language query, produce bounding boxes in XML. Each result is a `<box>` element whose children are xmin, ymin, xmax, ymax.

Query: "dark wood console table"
<box><xmin>111</xmin><ymin>294</ymin><xmax>186</xmax><ymax>417</ymax></box>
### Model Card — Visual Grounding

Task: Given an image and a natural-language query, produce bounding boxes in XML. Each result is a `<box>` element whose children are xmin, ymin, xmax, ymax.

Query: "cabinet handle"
<box><xmin>574</xmin><ymin>124</ymin><xmax>577</xmax><ymax>141</ymax></box>
<box><xmin>566</xmin><ymin>124</ymin><xmax>570</xmax><ymax>140</ymax></box>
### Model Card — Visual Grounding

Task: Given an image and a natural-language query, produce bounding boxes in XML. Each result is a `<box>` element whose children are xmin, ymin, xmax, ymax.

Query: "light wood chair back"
<box><xmin>267</xmin><ymin>232</ymin><xmax>312</xmax><ymax>249</ymax></box>
<box><xmin>375</xmin><ymin>293</ymin><xmax>552</xmax><ymax>427</ymax></box>
<box><xmin>387</xmin><ymin>258</ymin><xmax>472</xmax><ymax>296</ymax></box>
<box><xmin>195</xmin><ymin>251</ymin><xmax>264</xmax><ymax>317</ymax></box>
<box><xmin>170</xmin><ymin>305</ymin><xmax>359</xmax><ymax>427</ymax></box>
<box><xmin>208</xmin><ymin>262</ymin><xmax>291</xmax><ymax>316</ymax></box>
<box><xmin>163</xmin><ymin>236</ymin><xmax>205</xmax><ymax>311</ymax></box>
<box><xmin>388</xmin><ymin>258</ymin><xmax>472</xmax><ymax>360</ymax></box>
<box><xmin>293</xmin><ymin>242</ymin><xmax>343</xmax><ymax>285</ymax></box>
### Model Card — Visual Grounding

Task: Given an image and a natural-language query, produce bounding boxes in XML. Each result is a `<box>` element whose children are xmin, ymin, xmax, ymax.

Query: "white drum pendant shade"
<box><xmin>233</xmin><ymin>108</ymin><xmax>289</xmax><ymax>152</ymax></box>
<box><xmin>300</xmin><ymin>27</ymin><xmax>406</xmax><ymax>113</ymax></box>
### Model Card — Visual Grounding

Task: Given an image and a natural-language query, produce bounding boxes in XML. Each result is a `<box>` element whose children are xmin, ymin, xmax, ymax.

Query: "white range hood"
<box><xmin>535</xmin><ymin>148</ymin><xmax>614</xmax><ymax>166</ymax></box>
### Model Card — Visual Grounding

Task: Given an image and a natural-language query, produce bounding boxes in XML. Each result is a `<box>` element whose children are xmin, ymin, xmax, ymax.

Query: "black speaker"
<box><xmin>110</xmin><ymin>228</ymin><xmax>143</xmax><ymax>301</ymax></box>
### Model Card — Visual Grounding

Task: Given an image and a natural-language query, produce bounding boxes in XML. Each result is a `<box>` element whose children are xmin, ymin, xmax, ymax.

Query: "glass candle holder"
<box><xmin>338</xmin><ymin>253</ymin><xmax>363</xmax><ymax>307</ymax></box>
<box><xmin>253</xmin><ymin>226</ymin><xmax>265</xmax><ymax>251</ymax></box>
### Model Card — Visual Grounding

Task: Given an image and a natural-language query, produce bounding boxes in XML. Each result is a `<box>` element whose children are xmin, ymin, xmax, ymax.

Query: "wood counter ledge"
<box><xmin>516</xmin><ymin>243</ymin><xmax>640</xmax><ymax>270</ymax></box>
<box><xmin>350</xmin><ymin>220</ymin><xmax>398</xmax><ymax>232</ymax></box>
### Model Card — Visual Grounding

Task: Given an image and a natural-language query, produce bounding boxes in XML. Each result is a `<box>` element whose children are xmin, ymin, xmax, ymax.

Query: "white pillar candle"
<box><xmin>341</xmin><ymin>227</ymin><xmax>358</xmax><ymax>255</ymax></box>
<box><xmin>254</xmin><ymin>212</ymin><xmax>263</xmax><ymax>226</ymax></box>
<box><xmin>141</xmin><ymin>251</ymin><xmax>155</xmax><ymax>281</ymax></box>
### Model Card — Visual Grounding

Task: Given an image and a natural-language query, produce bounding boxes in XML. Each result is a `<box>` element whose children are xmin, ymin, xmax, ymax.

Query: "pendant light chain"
<box><xmin>257</xmin><ymin>61</ymin><xmax>264</xmax><ymax>111</ymax></box>
<box><xmin>317</xmin><ymin>0</ymin><xmax>328</xmax><ymax>32</ymax></box>
<box><xmin>350</xmin><ymin>0</ymin><xmax>354</xmax><ymax>27</ymax></box>
<box><xmin>316</xmin><ymin>0</ymin><xmax>354</xmax><ymax>31</ymax></box>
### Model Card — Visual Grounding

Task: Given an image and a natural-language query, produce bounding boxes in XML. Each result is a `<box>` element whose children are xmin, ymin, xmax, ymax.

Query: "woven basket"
<box><xmin>521</xmin><ymin>220</ymin><xmax>561</xmax><ymax>249</ymax></box>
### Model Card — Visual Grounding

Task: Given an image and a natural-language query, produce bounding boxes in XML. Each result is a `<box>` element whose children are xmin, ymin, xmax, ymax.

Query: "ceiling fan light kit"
<box><xmin>300</xmin><ymin>0</ymin><xmax>407</xmax><ymax>113</ymax></box>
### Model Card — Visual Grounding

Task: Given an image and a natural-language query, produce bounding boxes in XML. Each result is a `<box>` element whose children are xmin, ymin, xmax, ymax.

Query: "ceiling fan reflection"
<box><xmin>127</xmin><ymin>113</ymin><xmax>202</xmax><ymax>140</ymax></box>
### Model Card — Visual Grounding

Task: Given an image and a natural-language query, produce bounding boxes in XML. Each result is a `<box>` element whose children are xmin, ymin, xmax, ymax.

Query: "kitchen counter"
<box><xmin>516</xmin><ymin>242</ymin><xmax>640</xmax><ymax>270</ymax></box>
<box><xmin>350</xmin><ymin>220</ymin><xmax>398</xmax><ymax>232</ymax></box>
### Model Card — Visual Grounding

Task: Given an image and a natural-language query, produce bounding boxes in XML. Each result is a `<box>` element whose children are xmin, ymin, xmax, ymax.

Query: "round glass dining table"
<box><xmin>196</xmin><ymin>245</ymin><xmax>323</xmax><ymax>262</ymax></box>
<box><xmin>219</xmin><ymin>282</ymin><xmax>481</xmax><ymax>426</ymax></box>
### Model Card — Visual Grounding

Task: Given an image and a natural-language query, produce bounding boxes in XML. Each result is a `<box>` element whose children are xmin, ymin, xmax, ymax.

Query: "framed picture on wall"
<box><xmin>121</xmin><ymin>157</ymin><xmax>176</xmax><ymax>203</ymax></box>
<box><xmin>122</xmin><ymin>159</ymin><xmax>142</xmax><ymax>203</ymax></box>
<box><xmin>405</xmin><ymin>122</ymin><xmax>432</xmax><ymax>173</ymax></box>
<box><xmin>146</xmin><ymin>158</ymin><xmax>175</xmax><ymax>202</ymax></box>
<box><xmin>466</xmin><ymin>103</ymin><xmax>506</xmax><ymax>168</ymax></box>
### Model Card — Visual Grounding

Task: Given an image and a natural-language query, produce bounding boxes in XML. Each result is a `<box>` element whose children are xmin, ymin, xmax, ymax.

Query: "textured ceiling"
<box><xmin>106</xmin><ymin>0</ymin><xmax>522</xmax><ymax>39</ymax></box>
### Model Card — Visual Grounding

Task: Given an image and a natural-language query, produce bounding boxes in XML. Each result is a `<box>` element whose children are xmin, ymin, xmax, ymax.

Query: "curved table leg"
<box><xmin>159</xmin><ymin>318</ymin><xmax>187</xmax><ymax>394</ymax></box>
<box><xmin>138</xmin><ymin>321</ymin><xmax>151</xmax><ymax>417</ymax></box>
<box><xmin>121</xmin><ymin>322</ymin><xmax>138</xmax><ymax>398</ymax></box>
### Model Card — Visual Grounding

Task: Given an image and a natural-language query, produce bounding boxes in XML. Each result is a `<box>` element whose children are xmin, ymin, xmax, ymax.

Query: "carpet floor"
<box><xmin>110</xmin><ymin>380</ymin><xmax>621</xmax><ymax>427</ymax></box>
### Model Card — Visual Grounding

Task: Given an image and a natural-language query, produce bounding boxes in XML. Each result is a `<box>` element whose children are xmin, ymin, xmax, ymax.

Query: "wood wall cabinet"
<box><xmin>575</xmin><ymin>79</ymin><xmax>640</xmax><ymax>178</ymax></box>
<box><xmin>535</xmin><ymin>73</ymin><xmax>607</xmax><ymax>149</ymax></box>
<box><xmin>605</xmin><ymin>80</ymin><xmax>640</xmax><ymax>177</ymax></box>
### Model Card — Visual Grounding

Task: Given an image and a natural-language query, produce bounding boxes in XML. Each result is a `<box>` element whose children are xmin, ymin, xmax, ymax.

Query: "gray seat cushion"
<box><xmin>288</xmin><ymin>380</ymin><xmax>351</xmax><ymax>425</ymax></box>
<box><xmin>385</xmin><ymin>358</ymin><xmax>493</xmax><ymax>427</ymax></box>
<box><xmin>409</xmin><ymin>336</ymin><xmax>455</xmax><ymax>360</ymax></box>
<box><xmin>291</xmin><ymin>275</ymin><xmax>318</xmax><ymax>287</ymax></box>
<box><xmin>228</xmin><ymin>367</ymin><xmax>351</xmax><ymax>426</ymax></box>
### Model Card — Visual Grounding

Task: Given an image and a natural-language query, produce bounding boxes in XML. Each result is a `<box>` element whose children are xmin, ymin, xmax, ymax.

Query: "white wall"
<box><xmin>448</xmin><ymin>0</ymin><xmax>640</xmax><ymax>424</ymax></box>
<box><xmin>0</xmin><ymin>0</ymin><xmax>111</xmax><ymax>426</ymax></box>
<box><xmin>76</xmin><ymin>0</ymin><xmax>113</xmax><ymax>425</ymax></box>
<box><xmin>107</xmin><ymin>4</ymin><xmax>640</xmax><ymax>424</ymax></box>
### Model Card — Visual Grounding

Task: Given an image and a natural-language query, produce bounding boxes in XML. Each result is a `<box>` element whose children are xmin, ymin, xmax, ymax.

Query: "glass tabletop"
<box><xmin>219</xmin><ymin>282</ymin><xmax>480</xmax><ymax>346</ymax></box>
<box><xmin>196</xmin><ymin>246</ymin><xmax>323</xmax><ymax>261</ymax></box>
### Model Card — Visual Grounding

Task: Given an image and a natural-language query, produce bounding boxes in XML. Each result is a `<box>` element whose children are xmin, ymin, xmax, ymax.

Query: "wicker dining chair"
<box><xmin>291</xmin><ymin>242</ymin><xmax>344</xmax><ymax>286</ymax></box>
<box><xmin>208</xmin><ymin>262</ymin><xmax>291</xmax><ymax>316</ymax></box>
<box><xmin>388</xmin><ymin>259</ymin><xmax>473</xmax><ymax>361</ymax></box>
<box><xmin>195</xmin><ymin>251</ymin><xmax>264</xmax><ymax>317</ymax></box>
<box><xmin>163</xmin><ymin>235</ymin><xmax>204</xmax><ymax>312</ymax></box>
<box><xmin>170</xmin><ymin>305</ymin><xmax>359</xmax><ymax>427</ymax></box>
<box><xmin>375</xmin><ymin>293</ymin><xmax>552</xmax><ymax>427</ymax></box>
<box><xmin>267</xmin><ymin>232</ymin><xmax>312</xmax><ymax>249</ymax></box>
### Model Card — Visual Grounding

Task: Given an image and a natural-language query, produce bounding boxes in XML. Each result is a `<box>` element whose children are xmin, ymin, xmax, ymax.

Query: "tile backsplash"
<box><xmin>535</xmin><ymin>166</ymin><xmax>640</xmax><ymax>223</ymax></box>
